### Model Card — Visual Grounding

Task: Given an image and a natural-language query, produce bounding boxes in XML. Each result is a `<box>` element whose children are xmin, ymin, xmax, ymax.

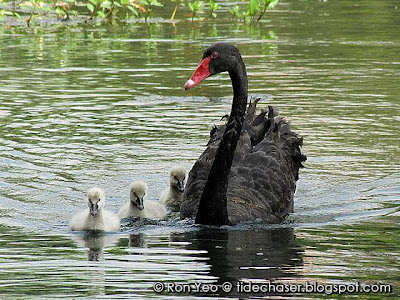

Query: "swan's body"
<box><xmin>159</xmin><ymin>165</ymin><xmax>188</xmax><ymax>211</ymax></box>
<box><xmin>180</xmin><ymin>43</ymin><xmax>306</xmax><ymax>225</ymax></box>
<box><xmin>69</xmin><ymin>187</ymin><xmax>120</xmax><ymax>232</ymax></box>
<box><xmin>119</xmin><ymin>181</ymin><xmax>168</xmax><ymax>219</ymax></box>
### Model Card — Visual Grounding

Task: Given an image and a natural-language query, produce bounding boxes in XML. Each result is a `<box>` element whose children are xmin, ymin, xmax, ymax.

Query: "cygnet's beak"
<box><xmin>90</xmin><ymin>202</ymin><xmax>99</xmax><ymax>216</ymax></box>
<box><xmin>136</xmin><ymin>197</ymin><xmax>144</xmax><ymax>211</ymax></box>
<box><xmin>178</xmin><ymin>181</ymin><xmax>185</xmax><ymax>193</ymax></box>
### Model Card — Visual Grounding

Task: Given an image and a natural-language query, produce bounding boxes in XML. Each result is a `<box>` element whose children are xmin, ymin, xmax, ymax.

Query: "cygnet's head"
<box><xmin>169</xmin><ymin>165</ymin><xmax>187</xmax><ymax>193</ymax></box>
<box><xmin>130</xmin><ymin>181</ymin><xmax>148</xmax><ymax>211</ymax></box>
<box><xmin>87</xmin><ymin>187</ymin><xmax>105</xmax><ymax>216</ymax></box>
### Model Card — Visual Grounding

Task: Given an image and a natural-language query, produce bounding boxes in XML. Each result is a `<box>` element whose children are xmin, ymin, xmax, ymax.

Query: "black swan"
<box><xmin>180</xmin><ymin>43</ymin><xmax>306</xmax><ymax>225</ymax></box>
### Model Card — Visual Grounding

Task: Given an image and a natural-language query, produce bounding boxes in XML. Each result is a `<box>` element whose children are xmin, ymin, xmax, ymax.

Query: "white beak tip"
<box><xmin>184</xmin><ymin>79</ymin><xmax>195</xmax><ymax>90</ymax></box>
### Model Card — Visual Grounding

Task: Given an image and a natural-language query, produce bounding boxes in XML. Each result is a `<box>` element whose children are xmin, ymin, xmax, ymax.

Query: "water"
<box><xmin>0</xmin><ymin>0</ymin><xmax>399</xmax><ymax>298</ymax></box>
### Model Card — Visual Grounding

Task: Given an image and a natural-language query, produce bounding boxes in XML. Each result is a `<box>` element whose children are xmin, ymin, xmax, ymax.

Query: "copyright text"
<box><xmin>152</xmin><ymin>281</ymin><xmax>393</xmax><ymax>295</ymax></box>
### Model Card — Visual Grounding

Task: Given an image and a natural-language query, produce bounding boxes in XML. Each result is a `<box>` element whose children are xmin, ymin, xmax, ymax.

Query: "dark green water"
<box><xmin>0</xmin><ymin>0</ymin><xmax>399</xmax><ymax>298</ymax></box>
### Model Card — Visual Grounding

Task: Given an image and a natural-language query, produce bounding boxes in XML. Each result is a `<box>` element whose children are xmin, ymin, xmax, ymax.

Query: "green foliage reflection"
<box><xmin>0</xmin><ymin>0</ymin><xmax>278</xmax><ymax>25</ymax></box>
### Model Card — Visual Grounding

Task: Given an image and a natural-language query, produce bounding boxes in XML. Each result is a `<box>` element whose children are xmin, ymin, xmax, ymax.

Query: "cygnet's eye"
<box><xmin>98</xmin><ymin>198</ymin><xmax>101</xmax><ymax>201</ymax></box>
<box><xmin>211</xmin><ymin>52</ymin><xmax>219</xmax><ymax>59</ymax></box>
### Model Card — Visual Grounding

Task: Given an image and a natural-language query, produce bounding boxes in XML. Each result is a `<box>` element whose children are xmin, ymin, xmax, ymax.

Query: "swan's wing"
<box><xmin>181</xmin><ymin>102</ymin><xmax>306</xmax><ymax>224</ymax></box>
<box><xmin>227</xmin><ymin>111</ymin><xmax>306</xmax><ymax>224</ymax></box>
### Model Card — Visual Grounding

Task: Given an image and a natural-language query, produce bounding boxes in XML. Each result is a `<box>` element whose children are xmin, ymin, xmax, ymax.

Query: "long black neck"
<box><xmin>195</xmin><ymin>58</ymin><xmax>248</xmax><ymax>225</ymax></box>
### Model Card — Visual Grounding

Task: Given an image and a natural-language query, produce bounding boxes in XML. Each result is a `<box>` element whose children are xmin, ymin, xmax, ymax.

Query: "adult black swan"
<box><xmin>180</xmin><ymin>43</ymin><xmax>306</xmax><ymax>225</ymax></box>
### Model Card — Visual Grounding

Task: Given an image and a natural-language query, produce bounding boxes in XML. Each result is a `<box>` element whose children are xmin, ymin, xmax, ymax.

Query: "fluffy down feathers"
<box><xmin>69</xmin><ymin>187</ymin><xmax>120</xmax><ymax>232</ymax></box>
<box><xmin>119</xmin><ymin>181</ymin><xmax>167</xmax><ymax>219</ymax></box>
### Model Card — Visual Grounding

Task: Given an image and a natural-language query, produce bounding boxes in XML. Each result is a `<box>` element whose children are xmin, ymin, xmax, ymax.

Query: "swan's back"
<box><xmin>144</xmin><ymin>200</ymin><xmax>168</xmax><ymax>219</ymax></box>
<box><xmin>180</xmin><ymin>100</ymin><xmax>306</xmax><ymax>224</ymax></box>
<box><xmin>69</xmin><ymin>207</ymin><xmax>120</xmax><ymax>232</ymax></box>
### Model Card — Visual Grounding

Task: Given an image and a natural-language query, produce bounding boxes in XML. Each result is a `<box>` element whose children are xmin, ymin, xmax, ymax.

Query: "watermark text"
<box><xmin>152</xmin><ymin>281</ymin><xmax>393</xmax><ymax>295</ymax></box>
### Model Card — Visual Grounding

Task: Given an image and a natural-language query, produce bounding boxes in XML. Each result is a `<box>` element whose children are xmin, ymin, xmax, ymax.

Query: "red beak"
<box><xmin>184</xmin><ymin>56</ymin><xmax>212</xmax><ymax>90</ymax></box>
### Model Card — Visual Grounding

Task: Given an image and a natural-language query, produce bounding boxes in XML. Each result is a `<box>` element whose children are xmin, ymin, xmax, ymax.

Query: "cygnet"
<box><xmin>119</xmin><ymin>181</ymin><xmax>167</xmax><ymax>219</ymax></box>
<box><xmin>159</xmin><ymin>165</ymin><xmax>188</xmax><ymax>211</ymax></box>
<box><xmin>69</xmin><ymin>187</ymin><xmax>120</xmax><ymax>232</ymax></box>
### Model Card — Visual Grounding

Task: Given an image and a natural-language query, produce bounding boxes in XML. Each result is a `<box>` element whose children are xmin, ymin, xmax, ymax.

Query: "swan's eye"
<box><xmin>98</xmin><ymin>198</ymin><xmax>101</xmax><ymax>202</ymax></box>
<box><xmin>211</xmin><ymin>52</ymin><xmax>219</xmax><ymax>59</ymax></box>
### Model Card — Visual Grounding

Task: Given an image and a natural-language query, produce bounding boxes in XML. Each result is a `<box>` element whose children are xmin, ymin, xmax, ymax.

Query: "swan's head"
<box><xmin>130</xmin><ymin>181</ymin><xmax>148</xmax><ymax>211</ymax></box>
<box><xmin>185</xmin><ymin>43</ymin><xmax>242</xmax><ymax>90</ymax></box>
<box><xmin>87</xmin><ymin>187</ymin><xmax>105</xmax><ymax>216</ymax></box>
<box><xmin>169</xmin><ymin>165</ymin><xmax>187</xmax><ymax>193</ymax></box>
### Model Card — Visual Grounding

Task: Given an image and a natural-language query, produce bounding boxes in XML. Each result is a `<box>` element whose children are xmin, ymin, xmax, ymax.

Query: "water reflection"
<box><xmin>128</xmin><ymin>232</ymin><xmax>147</xmax><ymax>248</ymax></box>
<box><xmin>71</xmin><ymin>232</ymin><xmax>120</xmax><ymax>261</ymax></box>
<box><xmin>170</xmin><ymin>227</ymin><xmax>303</xmax><ymax>295</ymax></box>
